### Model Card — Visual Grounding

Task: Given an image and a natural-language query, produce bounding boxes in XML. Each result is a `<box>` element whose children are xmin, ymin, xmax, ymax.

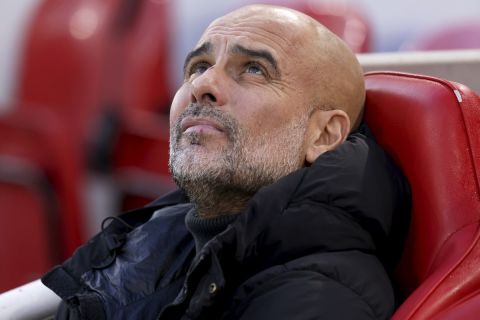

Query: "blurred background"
<box><xmin>0</xmin><ymin>0</ymin><xmax>479</xmax><ymax>292</ymax></box>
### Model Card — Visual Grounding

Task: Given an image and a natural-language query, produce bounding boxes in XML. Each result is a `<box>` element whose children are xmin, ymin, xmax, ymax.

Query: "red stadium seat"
<box><xmin>109</xmin><ymin>0</ymin><xmax>175</xmax><ymax>210</ymax></box>
<box><xmin>17</xmin><ymin>0</ymin><xmax>124</xmax><ymax>147</ymax></box>
<box><xmin>0</xmin><ymin>109</ymin><xmax>85</xmax><ymax>292</ymax></box>
<box><xmin>116</xmin><ymin>0</ymin><xmax>173</xmax><ymax>116</ymax></box>
<box><xmin>0</xmin><ymin>165</ymin><xmax>56</xmax><ymax>292</ymax></box>
<box><xmin>401</xmin><ymin>21</ymin><xmax>480</xmax><ymax>51</ymax></box>
<box><xmin>364</xmin><ymin>72</ymin><xmax>480</xmax><ymax>319</ymax></box>
<box><xmin>16</xmin><ymin>0</ymin><xmax>172</xmax><ymax>149</ymax></box>
<box><xmin>15</xmin><ymin>0</ymin><xmax>175</xmax><ymax>220</ymax></box>
<box><xmin>17</xmin><ymin>0</ymin><xmax>173</xmax><ymax>141</ymax></box>
<box><xmin>112</xmin><ymin>110</ymin><xmax>175</xmax><ymax>210</ymax></box>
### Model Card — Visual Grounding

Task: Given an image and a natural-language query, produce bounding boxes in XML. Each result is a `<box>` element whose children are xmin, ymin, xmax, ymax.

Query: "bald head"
<box><xmin>206</xmin><ymin>4</ymin><xmax>365</xmax><ymax>130</ymax></box>
<box><xmin>170</xmin><ymin>5</ymin><xmax>366</xmax><ymax>216</ymax></box>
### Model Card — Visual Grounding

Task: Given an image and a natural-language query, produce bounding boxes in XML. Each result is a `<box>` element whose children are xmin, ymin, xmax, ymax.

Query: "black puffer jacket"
<box><xmin>42</xmin><ymin>125</ymin><xmax>410</xmax><ymax>319</ymax></box>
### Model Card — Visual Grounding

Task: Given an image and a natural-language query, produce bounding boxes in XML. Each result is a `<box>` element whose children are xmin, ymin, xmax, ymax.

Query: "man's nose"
<box><xmin>190</xmin><ymin>67</ymin><xmax>226</xmax><ymax>106</ymax></box>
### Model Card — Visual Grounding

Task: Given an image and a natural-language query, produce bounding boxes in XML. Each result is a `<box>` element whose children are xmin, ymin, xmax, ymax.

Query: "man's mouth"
<box><xmin>181</xmin><ymin>117</ymin><xmax>225</xmax><ymax>135</ymax></box>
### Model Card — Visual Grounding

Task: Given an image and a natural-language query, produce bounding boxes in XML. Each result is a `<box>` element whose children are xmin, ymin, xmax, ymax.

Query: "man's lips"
<box><xmin>181</xmin><ymin>117</ymin><xmax>225</xmax><ymax>134</ymax></box>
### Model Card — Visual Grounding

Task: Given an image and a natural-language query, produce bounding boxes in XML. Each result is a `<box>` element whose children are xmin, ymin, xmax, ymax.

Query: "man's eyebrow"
<box><xmin>230</xmin><ymin>44</ymin><xmax>280</xmax><ymax>76</ymax></box>
<box><xmin>183</xmin><ymin>42</ymin><xmax>212</xmax><ymax>74</ymax></box>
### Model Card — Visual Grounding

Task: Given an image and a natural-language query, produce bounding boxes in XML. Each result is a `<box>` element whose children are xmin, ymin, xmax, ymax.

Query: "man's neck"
<box><xmin>185</xmin><ymin>209</ymin><xmax>239</xmax><ymax>252</ymax></box>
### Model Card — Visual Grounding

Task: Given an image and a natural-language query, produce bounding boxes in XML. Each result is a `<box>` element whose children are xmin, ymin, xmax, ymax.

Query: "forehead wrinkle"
<box><xmin>204</xmin><ymin>23</ymin><xmax>291</xmax><ymax>54</ymax></box>
<box><xmin>209</xmin><ymin>23</ymin><xmax>289</xmax><ymax>44</ymax></box>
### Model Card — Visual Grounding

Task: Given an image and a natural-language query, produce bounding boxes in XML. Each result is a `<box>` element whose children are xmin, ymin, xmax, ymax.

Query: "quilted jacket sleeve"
<box><xmin>229</xmin><ymin>270</ymin><xmax>382</xmax><ymax>320</ymax></box>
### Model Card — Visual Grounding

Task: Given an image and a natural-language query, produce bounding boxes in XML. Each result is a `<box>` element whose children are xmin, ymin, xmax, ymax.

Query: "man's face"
<box><xmin>169</xmin><ymin>10</ymin><xmax>315</xmax><ymax>202</ymax></box>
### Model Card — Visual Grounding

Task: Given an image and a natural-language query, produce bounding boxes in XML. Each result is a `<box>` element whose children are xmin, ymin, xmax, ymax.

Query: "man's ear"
<box><xmin>305</xmin><ymin>109</ymin><xmax>351</xmax><ymax>165</ymax></box>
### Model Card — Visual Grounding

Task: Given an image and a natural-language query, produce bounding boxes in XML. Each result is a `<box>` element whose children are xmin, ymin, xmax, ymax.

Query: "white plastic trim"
<box><xmin>454</xmin><ymin>89</ymin><xmax>463</xmax><ymax>103</ymax></box>
<box><xmin>0</xmin><ymin>279</ymin><xmax>60</xmax><ymax>320</ymax></box>
<box><xmin>357</xmin><ymin>49</ymin><xmax>480</xmax><ymax>94</ymax></box>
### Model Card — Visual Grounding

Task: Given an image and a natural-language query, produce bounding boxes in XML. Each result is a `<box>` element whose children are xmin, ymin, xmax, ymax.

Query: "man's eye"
<box><xmin>245</xmin><ymin>63</ymin><xmax>264</xmax><ymax>75</ymax></box>
<box><xmin>188</xmin><ymin>62</ymin><xmax>209</xmax><ymax>76</ymax></box>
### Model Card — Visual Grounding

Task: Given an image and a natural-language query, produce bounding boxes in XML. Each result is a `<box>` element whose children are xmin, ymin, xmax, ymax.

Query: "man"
<box><xmin>42</xmin><ymin>4</ymin><xmax>410</xmax><ymax>319</ymax></box>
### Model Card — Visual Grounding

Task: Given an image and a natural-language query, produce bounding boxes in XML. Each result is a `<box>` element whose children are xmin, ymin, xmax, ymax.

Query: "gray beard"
<box><xmin>169</xmin><ymin>103</ymin><xmax>306</xmax><ymax>217</ymax></box>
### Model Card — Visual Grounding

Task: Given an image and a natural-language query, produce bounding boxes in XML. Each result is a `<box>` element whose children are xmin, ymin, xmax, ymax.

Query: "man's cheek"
<box><xmin>169</xmin><ymin>90</ymin><xmax>190</xmax><ymax>123</ymax></box>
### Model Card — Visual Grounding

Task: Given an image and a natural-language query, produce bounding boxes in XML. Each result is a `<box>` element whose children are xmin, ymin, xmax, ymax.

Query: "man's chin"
<box><xmin>171</xmin><ymin>149</ymin><xmax>232</xmax><ymax>174</ymax></box>
<box><xmin>171</xmin><ymin>162</ymin><xmax>234</xmax><ymax>191</ymax></box>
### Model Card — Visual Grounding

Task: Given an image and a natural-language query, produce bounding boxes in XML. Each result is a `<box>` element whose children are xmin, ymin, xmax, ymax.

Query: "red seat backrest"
<box><xmin>107</xmin><ymin>0</ymin><xmax>175</xmax><ymax>210</ymax></box>
<box><xmin>17</xmin><ymin>0</ymin><xmax>122</xmax><ymax>147</ymax></box>
<box><xmin>0</xmin><ymin>108</ymin><xmax>88</xmax><ymax>291</ymax></box>
<box><xmin>364</xmin><ymin>72</ymin><xmax>480</xmax><ymax>319</ymax></box>
<box><xmin>17</xmin><ymin>0</ymin><xmax>173</xmax><ymax>168</ymax></box>
<box><xmin>112</xmin><ymin>111</ymin><xmax>175</xmax><ymax>210</ymax></box>
<box><xmin>117</xmin><ymin>0</ymin><xmax>172</xmax><ymax>116</ymax></box>
<box><xmin>0</xmin><ymin>163</ymin><xmax>57</xmax><ymax>293</ymax></box>
<box><xmin>0</xmin><ymin>109</ymin><xmax>85</xmax><ymax>261</ymax></box>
